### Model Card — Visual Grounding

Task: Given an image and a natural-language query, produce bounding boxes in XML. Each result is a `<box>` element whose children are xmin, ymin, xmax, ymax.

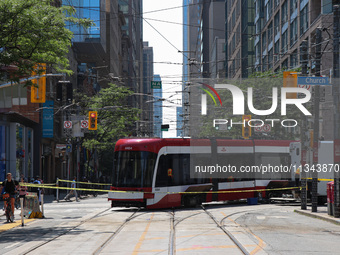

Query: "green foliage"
<box><xmin>77</xmin><ymin>83</ymin><xmax>140</xmax><ymax>152</ymax></box>
<box><xmin>197</xmin><ymin>73</ymin><xmax>306</xmax><ymax>140</ymax></box>
<box><xmin>0</xmin><ymin>0</ymin><xmax>93</xmax><ymax>84</ymax></box>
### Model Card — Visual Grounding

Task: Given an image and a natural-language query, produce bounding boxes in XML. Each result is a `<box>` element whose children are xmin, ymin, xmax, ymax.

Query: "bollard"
<box><xmin>20</xmin><ymin>197</ymin><xmax>24</xmax><ymax>227</ymax></box>
<box><xmin>41</xmin><ymin>194</ymin><xmax>44</xmax><ymax>218</ymax></box>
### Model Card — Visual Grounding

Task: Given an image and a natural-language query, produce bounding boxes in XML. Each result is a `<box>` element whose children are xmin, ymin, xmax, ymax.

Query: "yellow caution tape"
<box><xmin>302</xmin><ymin>178</ymin><xmax>334</xmax><ymax>181</ymax></box>
<box><xmin>57</xmin><ymin>179</ymin><xmax>111</xmax><ymax>186</ymax></box>
<box><xmin>20</xmin><ymin>182</ymin><xmax>302</xmax><ymax>195</ymax></box>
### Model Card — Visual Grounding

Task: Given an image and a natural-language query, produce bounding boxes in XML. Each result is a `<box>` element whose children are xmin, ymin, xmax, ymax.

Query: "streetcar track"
<box><xmin>201</xmin><ymin>205</ymin><xmax>250</xmax><ymax>255</ymax></box>
<box><xmin>18</xmin><ymin>205</ymin><xmax>255</xmax><ymax>255</ymax></box>
<box><xmin>93</xmin><ymin>207</ymin><xmax>141</xmax><ymax>255</ymax></box>
<box><xmin>169</xmin><ymin>209</ymin><xmax>175</xmax><ymax>255</ymax></box>
<box><xmin>21</xmin><ymin>207</ymin><xmax>113</xmax><ymax>255</ymax></box>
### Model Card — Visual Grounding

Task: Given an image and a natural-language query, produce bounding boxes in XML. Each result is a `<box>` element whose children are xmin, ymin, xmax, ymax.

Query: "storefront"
<box><xmin>0</xmin><ymin>114</ymin><xmax>39</xmax><ymax>182</ymax></box>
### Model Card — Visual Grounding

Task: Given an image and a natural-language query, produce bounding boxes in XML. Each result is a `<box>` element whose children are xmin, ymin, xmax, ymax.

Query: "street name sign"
<box><xmin>297</xmin><ymin>77</ymin><xmax>330</xmax><ymax>86</ymax></box>
<box><xmin>151</xmin><ymin>81</ymin><xmax>162</xmax><ymax>89</ymax></box>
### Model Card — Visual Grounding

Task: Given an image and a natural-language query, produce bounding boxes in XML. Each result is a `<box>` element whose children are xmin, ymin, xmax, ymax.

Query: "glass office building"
<box><xmin>63</xmin><ymin>0</ymin><xmax>101</xmax><ymax>42</ymax></box>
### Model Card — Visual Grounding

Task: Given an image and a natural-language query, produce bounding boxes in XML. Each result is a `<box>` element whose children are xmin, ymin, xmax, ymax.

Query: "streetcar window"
<box><xmin>113</xmin><ymin>151</ymin><xmax>157</xmax><ymax>187</ymax></box>
<box><xmin>155</xmin><ymin>154</ymin><xmax>209</xmax><ymax>187</ymax></box>
<box><xmin>254</xmin><ymin>153</ymin><xmax>291</xmax><ymax>180</ymax></box>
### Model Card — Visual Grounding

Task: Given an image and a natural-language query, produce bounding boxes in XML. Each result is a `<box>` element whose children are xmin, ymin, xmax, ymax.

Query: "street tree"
<box><xmin>76</xmin><ymin>83</ymin><xmax>140</xmax><ymax>176</ymax></box>
<box><xmin>197</xmin><ymin>69</ymin><xmax>305</xmax><ymax>140</ymax></box>
<box><xmin>0</xmin><ymin>0</ymin><xmax>93</xmax><ymax>84</ymax></box>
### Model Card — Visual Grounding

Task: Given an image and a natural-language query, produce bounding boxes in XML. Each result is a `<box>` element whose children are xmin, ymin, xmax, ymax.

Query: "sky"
<box><xmin>143</xmin><ymin>0</ymin><xmax>183</xmax><ymax>137</ymax></box>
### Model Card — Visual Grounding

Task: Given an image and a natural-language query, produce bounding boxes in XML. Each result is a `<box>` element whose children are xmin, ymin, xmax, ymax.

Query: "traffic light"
<box><xmin>283</xmin><ymin>71</ymin><xmax>298</xmax><ymax>99</ymax></box>
<box><xmin>31</xmin><ymin>64</ymin><xmax>46</xmax><ymax>103</ymax></box>
<box><xmin>66</xmin><ymin>82</ymin><xmax>73</xmax><ymax>103</ymax></box>
<box><xmin>242</xmin><ymin>115</ymin><xmax>251</xmax><ymax>139</ymax></box>
<box><xmin>88</xmin><ymin>111</ymin><xmax>98</xmax><ymax>130</ymax></box>
<box><xmin>56</xmin><ymin>82</ymin><xmax>63</xmax><ymax>102</ymax></box>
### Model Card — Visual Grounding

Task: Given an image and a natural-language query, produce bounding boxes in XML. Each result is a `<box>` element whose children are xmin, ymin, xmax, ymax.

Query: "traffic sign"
<box><xmin>66</xmin><ymin>144</ymin><xmax>72</xmax><ymax>153</ymax></box>
<box><xmin>151</xmin><ymin>81</ymin><xmax>162</xmax><ymax>89</ymax></box>
<box><xmin>262</xmin><ymin>124</ymin><xmax>271</xmax><ymax>132</ymax></box>
<box><xmin>297</xmin><ymin>77</ymin><xmax>330</xmax><ymax>85</ymax></box>
<box><xmin>254</xmin><ymin>124</ymin><xmax>262</xmax><ymax>132</ymax></box>
<box><xmin>64</xmin><ymin>121</ymin><xmax>72</xmax><ymax>129</ymax></box>
<box><xmin>254</xmin><ymin>124</ymin><xmax>271</xmax><ymax>133</ymax></box>
<box><xmin>81</xmin><ymin>120</ymin><xmax>89</xmax><ymax>129</ymax></box>
<box><xmin>298</xmin><ymin>84</ymin><xmax>312</xmax><ymax>91</ymax></box>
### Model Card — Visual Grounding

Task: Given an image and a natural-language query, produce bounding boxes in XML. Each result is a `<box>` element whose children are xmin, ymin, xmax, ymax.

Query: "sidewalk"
<box><xmin>295</xmin><ymin>206</ymin><xmax>340</xmax><ymax>225</ymax></box>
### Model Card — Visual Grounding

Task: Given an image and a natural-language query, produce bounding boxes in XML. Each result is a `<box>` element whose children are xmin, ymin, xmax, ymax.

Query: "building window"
<box><xmin>262</xmin><ymin>54</ymin><xmax>268</xmax><ymax>71</ymax></box>
<box><xmin>268</xmin><ymin>22</ymin><xmax>273</xmax><ymax>45</ymax></box>
<box><xmin>255</xmin><ymin>44</ymin><xmax>261</xmax><ymax>63</ymax></box>
<box><xmin>262</xmin><ymin>31</ymin><xmax>267</xmax><ymax>53</ymax></box>
<box><xmin>274</xmin><ymin>40</ymin><xmax>280</xmax><ymax>62</ymax></box>
<box><xmin>274</xmin><ymin>13</ymin><xmax>280</xmax><ymax>36</ymax></box>
<box><xmin>282</xmin><ymin>1</ymin><xmax>288</xmax><ymax>23</ymax></box>
<box><xmin>282</xmin><ymin>31</ymin><xmax>288</xmax><ymax>53</ymax></box>
<box><xmin>266</xmin><ymin>0</ymin><xmax>273</xmax><ymax>21</ymax></box>
<box><xmin>290</xmin><ymin>0</ymin><xmax>298</xmax><ymax>15</ymax></box>
<box><xmin>290</xmin><ymin>19</ymin><xmax>298</xmax><ymax>46</ymax></box>
<box><xmin>282</xmin><ymin>59</ymin><xmax>288</xmax><ymax>69</ymax></box>
<box><xmin>65</xmin><ymin>0</ymin><xmax>101</xmax><ymax>42</ymax></box>
<box><xmin>256</xmin><ymin>21</ymin><xmax>261</xmax><ymax>34</ymax></box>
<box><xmin>300</xmin><ymin>4</ymin><xmax>309</xmax><ymax>35</ymax></box>
<box><xmin>290</xmin><ymin>50</ymin><xmax>298</xmax><ymax>68</ymax></box>
<box><xmin>268</xmin><ymin>49</ymin><xmax>273</xmax><ymax>69</ymax></box>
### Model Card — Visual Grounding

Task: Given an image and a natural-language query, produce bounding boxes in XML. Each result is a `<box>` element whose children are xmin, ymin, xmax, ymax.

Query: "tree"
<box><xmin>196</xmin><ymin>69</ymin><xmax>306</xmax><ymax>140</ymax></box>
<box><xmin>76</xmin><ymin>83</ymin><xmax>140</xmax><ymax>176</ymax></box>
<box><xmin>0</xmin><ymin>0</ymin><xmax>93</xmax><ymax>84</ymax></box>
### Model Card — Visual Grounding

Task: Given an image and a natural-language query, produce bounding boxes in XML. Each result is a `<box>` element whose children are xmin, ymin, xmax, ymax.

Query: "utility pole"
<box><xmin>311</xmin><ymin>28</ymin><xmax>322</xmax><ymax>212</ymax></box>
<box><xmin>300</xmin><ymin>40</ymin><xmax>308</xmax><ymax>210</ymax></box>
<box><xmin>333</xmin><ymin>5</ymin><xmax>340</xmax><ymax>218</ymax></box>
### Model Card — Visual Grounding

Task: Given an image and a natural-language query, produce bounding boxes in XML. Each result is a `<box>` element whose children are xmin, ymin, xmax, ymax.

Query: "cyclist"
<box><xmin>0</xmin><ymin>173</ymin><xmax>19</xmax><ymax>217</ymax></box>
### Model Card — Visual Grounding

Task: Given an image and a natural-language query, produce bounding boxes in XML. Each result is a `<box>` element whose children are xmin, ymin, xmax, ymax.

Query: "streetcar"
<box><xmin>109</xmin><ymin>138</ymin><xmax>295</xmax><ymax>209</ymax></box>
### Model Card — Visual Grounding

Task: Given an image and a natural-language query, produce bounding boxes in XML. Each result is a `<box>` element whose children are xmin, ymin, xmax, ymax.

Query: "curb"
<box><xmin>294</xmin><ymin>209</ymin><xmax>340</xmax><ymax>225</ymax></box>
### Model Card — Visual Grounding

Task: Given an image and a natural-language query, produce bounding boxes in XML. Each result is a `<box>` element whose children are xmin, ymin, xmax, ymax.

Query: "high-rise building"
<box><xmin>208</xmin><ymin>0</ymin><xmax>225</xmax><ymax>78</ymax></box>
<box><xmin>225</xmin><ymin>0</ymin><xmax>255</xmax><ymax>78</ymax></box>
<box><xmin>143</xmin><ymin>42</ymin><xmax>154</xmax><ymax>137</ymax></box>
<box><xmin>153</xmin><ymin>75</ymin><xmax>163</xmax><ymax>138</ymax></box>
<box><xmin>176</xmin><ymin>107</ymin><xmax>184</xmax><ymax>137</ymax></box>
<box><xmin>254</xmin><ymin>0</ymin><xmax>334</xmax><ymax>139</ymax></box>
<box><xmin>65</xmin><ymin>0</ymin><xmax>122</xmax><ymax>89</ymax></box>
<box><xmin>119</xmin><ymin>0</ymin><xmax>143</xmax><ymax>110</ymax></box>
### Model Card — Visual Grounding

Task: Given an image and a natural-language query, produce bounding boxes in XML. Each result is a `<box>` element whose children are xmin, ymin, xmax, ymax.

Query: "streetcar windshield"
<box><xmin>113</xmin><ymin>151</ymin><xmax>157</xmax><ymax>187</ymax></box>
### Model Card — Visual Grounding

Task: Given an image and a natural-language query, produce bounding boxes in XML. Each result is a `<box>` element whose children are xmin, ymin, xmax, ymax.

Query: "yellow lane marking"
<box><xmin>0</xmin><ymin>219</ymin><xmax>35</xmax><ymax>232</ymax></box>
<box><xmin>138</xmin><ymin>249</ymin><xmax>166</xmax><ymax>253</ymax></box>
<box><xmin>132</xmin><ymin>213</ymin><xmax>155</xmax><ymax>255</ymax></box>
<box><xmin>145</xmin><ymin>232</ymin><xmax>226</xmax><ymax>241</ymax></box>
<box><xmin>176</xmin><ymin>244</ymin><xmax>256</xmax><ymax>252</ymax></box>
<box><xmin>222</xmin><ymin>212</ymin><xmax>265</xmax><ymax>255</ymax></box>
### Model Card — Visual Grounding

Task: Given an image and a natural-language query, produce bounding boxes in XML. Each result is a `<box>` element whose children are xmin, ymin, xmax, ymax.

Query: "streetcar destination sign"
<box><xmin>297</xmin><ymin>77</ymin><xmax>330</xmax><ymax>85</ymax></box>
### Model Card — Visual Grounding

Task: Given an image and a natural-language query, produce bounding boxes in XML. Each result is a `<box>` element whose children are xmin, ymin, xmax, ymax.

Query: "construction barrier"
<box><xmin>24</xmin><ymin>192</ymin><xmax>43</xmax><ymax>219</ymax></box>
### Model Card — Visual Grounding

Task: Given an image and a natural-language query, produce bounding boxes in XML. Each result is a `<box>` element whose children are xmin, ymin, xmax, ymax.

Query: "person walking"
<box><xmin>64</xmin><ymin>177</ymin><xmax>79</xmax><ymax>202</ymax></box>
<box><xmin>18</xmin><ymin>176</ymin><xmax>28</xmax><ymax>206</ymax></box>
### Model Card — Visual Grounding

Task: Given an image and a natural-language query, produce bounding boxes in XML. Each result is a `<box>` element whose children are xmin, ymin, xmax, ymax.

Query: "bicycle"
<box><xmin>3</xmin><ymin>193</ymin><xmax>14</xmax><ymax>223</ymax></box>
<box><xmin>15</xmin><ymin>193</ymin><xmax>20</xmax><ymax>209</ymax></box>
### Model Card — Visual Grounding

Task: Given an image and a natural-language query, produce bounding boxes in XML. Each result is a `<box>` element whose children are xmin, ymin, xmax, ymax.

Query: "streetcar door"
<box><xmin>152</xmin><ymin>153</ymin><xmax>170</xmax><ymax>207</ymax></box>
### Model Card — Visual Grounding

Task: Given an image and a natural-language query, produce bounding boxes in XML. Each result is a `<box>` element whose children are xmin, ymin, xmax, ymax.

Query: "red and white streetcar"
<box><xmin>109</xmin><ymin>138</ymin><xmax>295</xmax><ymax>209</ymax></box>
